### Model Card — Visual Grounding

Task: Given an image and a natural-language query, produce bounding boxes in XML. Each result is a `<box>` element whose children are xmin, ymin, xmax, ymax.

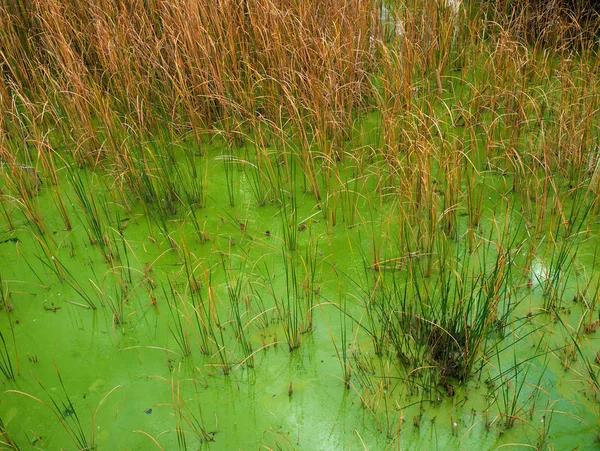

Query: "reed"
<box><xmin>183</xmin><ymin>253</ymin><xmax>232</xmax><ymax>374</ymax></box>
<box><xmin>181</xmin><ymin>246</ymin><xmax>212</xmax><ymax>355</ymax></box>
<box><xmin>485</xmin><ymin>337</ymin><xmax>551</xmax><ymax>431</ymax></box>
<box><xmin>279</xmin><ymin>250</ymin><xmax>302</xmax><ymax>351</ymax></box>
<box><xmin>0</xmin><ymin>417</ymin><xmax>19</xmax><ymax>450</ymax></box>
<box><xmin>0</xmin><ymin>329</ymin><xmax>15</xmax><ymax>381</ymax></box>
<box><xmin>168</xmin><ymin>364</ymin><xmax>214</xmax><ymax>448</ymax></box>
<box><xmin>221</xmin><ymin>254</ymin><xmax>253</xmax><ymax>367</ymax></box>
<box><xmin>161</xmin><ymin>278</ymin><xmax>192</xmax><ymax>358</ymax></box>
<box><xmin>69</xmin><ymin>167</ymin><xmax>115</xmax><ymax>262</ymax></box>
<box><xmin>32</xmin><ymin>238</ymin><xmax>97</xmax><ymax>309</ymax></box>
<box><xmin>7</xmin><ymin>365</ymin><xmax>90</xmax><ymax>450</ymax></box>
<box><xmin>88</xmin><ymin>265</ymin><xmax>129</xmax><ymax>326</ymax></box>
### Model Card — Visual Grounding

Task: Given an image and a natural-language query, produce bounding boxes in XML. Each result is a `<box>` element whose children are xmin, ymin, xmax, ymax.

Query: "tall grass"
<box><xmin>0</xmin><ymin>0</ymin><xmax>377</xmax><ymax>169</ymax></box>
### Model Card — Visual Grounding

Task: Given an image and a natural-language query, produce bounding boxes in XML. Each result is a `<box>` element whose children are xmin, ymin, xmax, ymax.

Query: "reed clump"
<box><xmin>0</xmin><ymin>0</ymin><xmax>377</xmax><ymax>168</ymax></box>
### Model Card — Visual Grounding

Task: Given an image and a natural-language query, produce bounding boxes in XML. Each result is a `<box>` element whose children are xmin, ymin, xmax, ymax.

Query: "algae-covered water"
<box><xmin>1</xmin><ymin>1</ymin><xmax>600</xmax><ymax>447</ymax></box>
<box><xmin>1</xmin><ymin>119</ymin><xmax>600</xmax><ymax>450</ymax></box>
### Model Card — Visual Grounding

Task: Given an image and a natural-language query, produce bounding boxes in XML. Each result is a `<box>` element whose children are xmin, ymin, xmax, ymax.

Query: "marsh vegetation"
<box><xmin>0</xmin><ymin>0</ymin><xmax>599</xmax><ymax>449</ymax></box>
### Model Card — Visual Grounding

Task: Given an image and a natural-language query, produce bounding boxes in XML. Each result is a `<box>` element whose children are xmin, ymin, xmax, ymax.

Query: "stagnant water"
<box><xmin>1</xmin><ymin>130</ymin><xmax>599</xmax><ymax>450</ymax></box>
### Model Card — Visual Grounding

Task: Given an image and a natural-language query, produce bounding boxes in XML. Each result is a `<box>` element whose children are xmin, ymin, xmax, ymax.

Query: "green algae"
<box><xmin>0</xmin><ymin>133</ymin><xmax>599</xmax><ymax>451</ymax></box>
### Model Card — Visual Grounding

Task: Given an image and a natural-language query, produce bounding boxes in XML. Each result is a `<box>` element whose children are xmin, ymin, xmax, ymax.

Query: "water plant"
<box><xmin>485</xmin><ymin>336</ymin><xmax>551</xmax><ymax>431</ymax></box>
<box><xmin>69</xmin><ymin>168</ymin><xmax>115</xmax><ymax>263</ymax></box>
<box><xmin>161</xmin><ymin>277</ymin><xmax>192</xmax><ymax>358</ymax></box>
<box><xmin>221</xmin><ymin>253</ymin><xmax>253</xmax><ymax>367</ymax></box>
<box><xmin>0</xmin><ymin>417</ymin><xmax>20</xmax><ymax>450</ymax></box>
<box><xmin>167</xmin><ymin>364</ymin><xmax>214</xmax><ymax>449</ymax></box>
<box><xmin>7</xmin><ymin>365</ymin><xmax>90</xmax><ymax>450</ymax></box>
<box><xmin>0</xmin><ymin>329</ymin><xmax>15</xmax><ymax>381</ymax></box>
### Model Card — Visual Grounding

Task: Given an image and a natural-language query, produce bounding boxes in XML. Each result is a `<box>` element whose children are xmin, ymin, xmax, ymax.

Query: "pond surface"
<box><xmin>1</xmin><ymin>123</ymin><xmax>600</xmax><ymax>450</ymax></box>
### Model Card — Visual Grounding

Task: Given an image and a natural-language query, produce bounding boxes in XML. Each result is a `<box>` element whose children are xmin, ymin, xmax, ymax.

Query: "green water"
<box><xmin>1</xmin><ymin>128</ymin><xmax>599</xmax><ymax>451</ymax></box>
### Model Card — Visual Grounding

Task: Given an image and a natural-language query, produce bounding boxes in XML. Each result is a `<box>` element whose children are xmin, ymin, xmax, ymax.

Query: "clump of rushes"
<box><xmin>0</xmin><ymin>329</ymin><xmax>15</xmax><ymax>381</ymax></box>
<box><xmin>236</xmin><ymin>148</ymin><xmax>270</xmax><ymax>207</ymax></box>
<box><xmin>0</xmin><ymin>275</ymin><xmax>18</xmax><ymax>381</ymax></box>
<box><xmin>260</xmin><ymin>250</ymin><xmax>304</xmax><ymax>352</ymax></box>
<box><xmin>32</xmin><ymin>237</ymin><xmax>97</xmax><ymax>309</ymax></box>
<box><xmin>0</xmin><ymin>146</ymin><xmax>49</xmax><ymax>241</ymax></box>
<box><xmin>181</xmin><ymin>246</ymin><xmax>211</xmax><ymax>355</ymax></box>
<box><xmin>89</xmin><ymin>265</ymin><xmax>130</xmax><ymax>326</ymax></box>
<box><xmin>0</xmin><ymin>189</ymin><xmax>14</xmax><ymax>232</ymax></box>
<box><xmin>353</xmin><ymin>215</ymin><xmax>524</xmax><ymax>391</ymax></box>
<box><xmin>180</xmin><ymin>244</ymin><xmax>232</xmax><ymax>373</ymax></box>
<box><xmin>276</xmin><ymin>156</ymin><xmax>300</xmax><ymax>253</ymax></box>
<box><xmin>540</xmin><ymin>186</ymin><xmax>593</xmax><ymax>312</ymax></box>
<box><xmin>167</xmin><ymin>364</ymin><xmax>214</xmax><ymax>449</ymax></box>
<box><xmin>221</xmin><ymin>254</ymin><xmax>253</xmax><ymax>368</ymax></box>
<box><xmin>330</xmin><ymin>290</ymin><xmax>352</xmax><ymax>388</ymax></box>
<box><xmin>220</xmin><ymin>147</ymin><xmax>237</xmax><ymax>208</ymax></box>
<box><xmin>0</xmin><ymin>0</ymin><xmax>376</xmax><ymax>168</ymax></box>
<box><xmin>161</xmin><ymin>278</ymin><xmax>192</xmax><ymax>357</ymax></box>
<box><xmin>265</xmin><ymin>234</ymin><xmax>321</xmax><ymax>352</ymax></box>
<box><xmin>485</xmin><ymin>339</ymin><xmax>551</xmax><ymax>431</ymax></box>
<box><xmin>69</xmin><ymin>167</ymin><xmax>115</xmax><ymax>263</ymax></box>
<box><xmin>299</xmin><ymin>233</ymin><xmax>320</xmax><ymax>334</ymax></box>
<box><xmin>280</xmin><ymin>249</ymin><xmax>302</xmax><ymax>351</ymax></box>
